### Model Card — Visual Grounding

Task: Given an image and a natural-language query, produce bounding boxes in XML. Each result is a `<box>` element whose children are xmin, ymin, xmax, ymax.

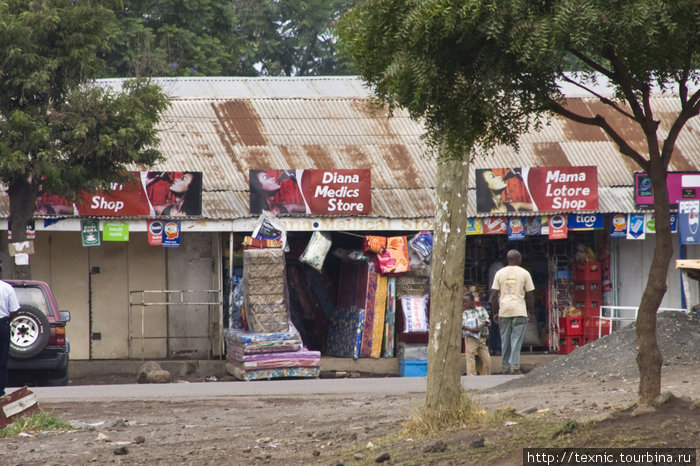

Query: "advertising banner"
<box><xmin>81</xmin><ymin>220</ymin><xmax>101</xmax><ymax>247</ymax></box>
<box><xmin>678</xmin><ymin>200</ymin><xmax>700</xmax><ymax>245</ymax></box>
<box><xmin>507</xmin><ymin>217</ymin><xmax>525</xmax><ymax>241</ymax></box>
<box><xmin>162</xmin><ymin>221</ymin><xmax>181</xmax><ymax>247</ymax></box>
<box><xmin>476</xmin><ymin>166</ymin><xmax>598</xmax><ymax>213</ymax></box>
<box><xmin>465</xmin><ymin>218</ymin><xmax>483</xmax><ymax>235</ymax></box>
<box><xmin>102</xmin><ymin>221</ymin><xmax>129</xmax><ymax>241</ymax></box>
<box><xmin>548</xmin><ymin>214</ymin><xmax>567</xmax><ymax>239</ymax></box>
<box><xmin>634</xmin><ymin>172</ymin><xmax>700</xmax><ymax>207</ymax></box>
<box><xmin>609</xmin><ymin>213</ymin><xmax>628</xmax><ymax>238</ymax></box>
<box><xmin>627</xmin><ymin>213</ymin><xmax>646</xmax><ymax>240</ymax></box>
<box><xmin>147</xmin><ymin>220</ymin><xmax>164</xmax><ymax>246</ymax></box>
<box><xmin>483</xmin><ymin>217</ymin><xmax>507</xmax><ymax>235</ymax></box>
<box><xmin>35</xmin><ymin>171</ymin><xmax>203</xmax><ymax>217</ymax></box>
<box><xmin>567</xmin><ymin>214</ymin><xmax>604</xmax><ymax>231</ymax></box>
<box><xmin>249</xmin><ymin>169</ymin><xmax>371</xmax><ymax>215</ymax></box>
<box><xmin>524</xmin><ymin>216</ymin><xmax>544</xmax><ymax>236</ymax></box>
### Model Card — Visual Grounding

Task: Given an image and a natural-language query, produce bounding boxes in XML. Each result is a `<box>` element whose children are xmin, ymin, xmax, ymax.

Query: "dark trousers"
<box><xmin>0</xmin><ymin>317</ymin><xmax>9</xmax><ymax>396</ymax></box>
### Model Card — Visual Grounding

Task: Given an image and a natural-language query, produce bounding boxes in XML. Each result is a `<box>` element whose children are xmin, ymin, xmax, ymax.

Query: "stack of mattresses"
<box><xmin>224</xmin><ymin>328</ymin><xmax>321</xmax><ymax>381</ymax></box>
<box><xmin>328</xmin><ymin>261</ymin><xmax>397</xmax><ymax>359</ymax></box>
<box><xmin>243</xmin><ymin>248</ymin><xmax>288</xmax><ymax>333</ymax></box>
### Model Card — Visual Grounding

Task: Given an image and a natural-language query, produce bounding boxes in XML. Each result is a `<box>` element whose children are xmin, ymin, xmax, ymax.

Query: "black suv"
<box><xmin>7</xmin><ymin>280</ymin><xmax>71</xmax><ymax>386</ymax></box>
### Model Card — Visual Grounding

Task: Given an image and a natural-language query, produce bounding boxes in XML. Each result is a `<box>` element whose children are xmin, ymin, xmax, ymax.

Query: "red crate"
<box><xmin>575</xmin><ymin>298</ymin><xmax>601</xmax><ymax>317</ymax></box>
<box><xmin>573</xmin><ymin>282</ymin><xmax>602</xmax><ymax>303</ymax></box>
<box><xmin>584</xmin><ymin>336</ymin><xmax>598</xmax><ymax>344</ymax></box>
<box><xmin>557</xmin><ymin>335</ymin><xmax>582</xmax><ymax>355</ymax></box>
<box><xmin>573</xmin><ymin>261</ymin><xmax>601</xmax><ymax>281</ymax></box>
<box><xmin>558</xmin><ymin>317</ymin><xmax>583</xmax><ymax>336</ymax></box>
<box><xmin>583</xmin><ymin>317</ymin><xmax>612</xmax><ymax>337</ymax></box>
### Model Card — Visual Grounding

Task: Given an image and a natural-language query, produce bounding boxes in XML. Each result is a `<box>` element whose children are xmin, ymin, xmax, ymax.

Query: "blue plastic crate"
<box><xmin>399</xmin><ymin>359</ymin><xmax>428</xmax><ymax>377</ymax></box>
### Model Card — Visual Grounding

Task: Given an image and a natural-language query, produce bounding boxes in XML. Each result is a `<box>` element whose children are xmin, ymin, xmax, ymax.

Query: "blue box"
<box><xmin>399</xmin><ymin>359</ymin><xmax>428</xmax><ymax>377</ymax></box>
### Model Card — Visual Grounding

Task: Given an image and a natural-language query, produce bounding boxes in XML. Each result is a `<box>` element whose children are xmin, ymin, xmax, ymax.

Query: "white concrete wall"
<box><xmin>614</xmin><ymin>235</ymin><xmax>700</xmax><ymax>311</ymax></box>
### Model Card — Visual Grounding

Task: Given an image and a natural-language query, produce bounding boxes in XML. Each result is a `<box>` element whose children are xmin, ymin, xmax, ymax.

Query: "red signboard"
<box><xmin>36</xmin><ymin>171</ymin><xmax>203</xmax><ymax>217</ymax></box>
<box><xmin>250</xmin><ymin>169</ymin><xmax>371</xmax><ymax>215</ymax></box>
<box><xmin>476</xmin><ymin>166</ymin><xmax>598</xmax><ymax>213</ymax></box>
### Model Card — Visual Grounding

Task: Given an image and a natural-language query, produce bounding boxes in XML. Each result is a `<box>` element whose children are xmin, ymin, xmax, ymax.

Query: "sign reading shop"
<box><xmin>475</xmin><ymin>166</ymin><xmax>598</xmax><ymax>213</ymax></box>
<box><xmin>249</xmin><ymin>169</ymin><xmax>371</xmax><ymax>215</ymax></box>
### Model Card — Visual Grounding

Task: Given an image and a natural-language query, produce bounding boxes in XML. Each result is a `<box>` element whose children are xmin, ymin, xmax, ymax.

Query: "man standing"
<box><xmin>490</xmin><ymin>249</ymin><xmax>534</xmax><ymax>375</ymax></box>
<box><xmin>0</xmin><ymin>264</ymin><xmax>20</xmax><ymax>397</ymax></box>
<box><xmin>461</xmin><ymin>293</ymin><xmax>491</xmax><ymax>375</ymax></box>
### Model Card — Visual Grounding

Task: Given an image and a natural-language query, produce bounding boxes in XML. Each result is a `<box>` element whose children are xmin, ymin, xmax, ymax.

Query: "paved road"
<box><xmin>8</xmin><ymin>375</ymin><xmax>520</xmax><ymax>403</ymax></box>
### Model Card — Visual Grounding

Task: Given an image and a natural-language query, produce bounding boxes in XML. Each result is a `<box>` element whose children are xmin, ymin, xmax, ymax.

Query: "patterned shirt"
<box><xmin>461</xmin><ymin>305</ymin><xmax>490</xmax><ymax>339</ymax></box>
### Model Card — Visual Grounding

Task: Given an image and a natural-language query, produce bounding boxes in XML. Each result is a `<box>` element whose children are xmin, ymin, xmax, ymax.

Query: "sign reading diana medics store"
<box><xmin>249</xmin><ymin>169</ymin><xmax>371</xmax><ymax>215</ymax></box>
<box><xmin>476</xmin><ymin>166</ymin><xmax>598</xmax><ymax>213</ymax></box>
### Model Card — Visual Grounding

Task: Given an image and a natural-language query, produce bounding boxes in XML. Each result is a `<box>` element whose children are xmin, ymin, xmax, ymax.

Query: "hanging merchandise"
<box><xmin>363</xmin><ymin>235</ymin><xmax>410</xmax><ymax>276</ymax></box>
<box><xmin>252</xmin><ymin>212</ymin><xmax>289</xmax><ymax>251</ymax></box>
<box><xmin>300</xmin><ymin>231</ymin><xmax>332</xmax><ymax>272</ymax></box>
<box><xmin>400</xmin><ymin>295</ymin><xmax>429</xmax><ymax>333</ymax></box>
<box><xmin>408</xmin><ymin>231</ymin><xmax>433</xmax><ymax>259</ymax></box>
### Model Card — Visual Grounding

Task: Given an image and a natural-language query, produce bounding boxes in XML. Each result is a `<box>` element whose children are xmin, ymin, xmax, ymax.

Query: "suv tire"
<box><xmin>10</xmin><ymin>305</ymin><xmax>50</xmax><ymax>359</ymax></box>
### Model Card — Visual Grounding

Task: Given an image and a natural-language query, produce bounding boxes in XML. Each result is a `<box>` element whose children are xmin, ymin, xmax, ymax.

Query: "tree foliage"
<box><xmin>0</xmin><ymin>0</ymin><xmax>169</xmax><ymax>276</ymax></box>
<box><xmin>107</xmin><ymin>0</ymin><xmax>241</xmax><ymax>77</ymax></box>
<box><xmin>230</xmin><ymin>0</ymin><xmax>358</xmax><ymax>76</ymax></box>
<box><xmin>337</xmin><ymin>0</ymin><xmax>699</xmax><ymax>405</ymax></box>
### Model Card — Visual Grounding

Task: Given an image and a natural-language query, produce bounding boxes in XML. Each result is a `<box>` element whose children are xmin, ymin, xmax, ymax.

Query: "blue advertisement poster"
<box><xmin>678</xmin><ymin>200</ymin><xmax>700</xmax><ymax>245</ymax></box>
<box><xmin>162</xmin><ymin>221</ymin><xmax>181</xmax><ymax>247</ymax></box>
<box><xmin>627</xmin><ymin>213</ymin><xmax>646</xmax><ymax>239</ymax></box>
<box><xmin>567</xmin><ymin>213</ymin><xmax>604</xmax><ymax>230</ymax></box>
<box><xmin>507</xmin><ymin>217</ymin><xmax>525</xmax><ymax>241</ymax></box>
<box><xmin>610</xmin><ymin>213</ymin><xmax>627</xmax><ymax>238</ymax></box>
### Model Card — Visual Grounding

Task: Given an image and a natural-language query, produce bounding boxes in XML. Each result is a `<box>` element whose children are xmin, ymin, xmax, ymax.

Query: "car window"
<box><xmin>14</xmin><ymin>287</ymin><xmax>49</xmax><ymax>315</ymax></box>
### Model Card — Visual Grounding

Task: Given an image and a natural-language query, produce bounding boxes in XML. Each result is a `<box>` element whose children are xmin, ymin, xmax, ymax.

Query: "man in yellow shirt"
<box><xmin>489</xmin><ymin>250</ymin><xmax>534</xmax><ymax>375</ymax></box>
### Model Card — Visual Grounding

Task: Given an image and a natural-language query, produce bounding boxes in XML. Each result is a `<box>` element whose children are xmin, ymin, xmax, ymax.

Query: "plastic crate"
<box><xmin>573</xmin><ymin>261</ymin><xmax>601</xmax><ymax>281</ymax></box>
<box><xmin>399</xmin><ymin>359</ymin><xmax>428</xmax><ymax>377</ymax></box>
<box><xmin>573</xmin><ymin>282</ymin><xmax>602</xmax><ymax>303</ymax></box>
<box><xmin>583</xmin><ymin>317</ymin><xmax>612</xmax><ymax>337</ymax></box>
<box><xmin>575</xmin><ymin>298</ymin><xmax>601</xmax><ymax>317</ymax></box>
<box><xmin>557</xmin><ymin>336</ymin><xmax>582</xmax><ymax>355</ymax></box>
<box><xmin>558</xmin><ymin>317</ymin><xmax>583</xmax><ymax>336</ymax></box>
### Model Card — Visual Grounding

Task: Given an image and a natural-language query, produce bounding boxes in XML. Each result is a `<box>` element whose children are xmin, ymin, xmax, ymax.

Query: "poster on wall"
<box><xmin>475</xmin><ymin>166</ymin><xmax>598</xmax><ymax>213</ymax></box>
<box><xmin>102</xmin><ymin>221</ymin><xmax>129</xmax><ymax>241</ymax></box>
<box><xmin>610</xmin><ymin>213</ymin><xmax>628</xmax><ymax>238</ymax></box>
<box><xmin>524</xmin><ymin>216</ymin><xmax>544</xmax><ymax>235</ymax></box>
<box><xmin>81</xmin><ymin>220</ymin><xmax>101</xmax><ymax>247</ymax></box>
<box><xmin>507</xmin><ymin>217</ymin><xmax>525</xmax><ymax>241</ymax></box>
<box><xmin>627</xmin><ymin>213</ymin><xmax>646</xmax><ymax>240</ymax></box>
<box><xmin>34</xmin><ymin>171</ymin><xmax>203</xmax><ymax>217</ymax></box>
<box><xmin>567</xmin><ymin>213</ymin><xmax>604</xmax><ymax>231</ymax></box>
<box><xmin>678</xmin><ymin>200</ymin><xmax>700</xmax><ymax>245</ymax></box>
<box><xmin>162</xmin><ymin>221</ymin><xmax>181</xmax><ymax>247</ymax></box>
<box><xmin>483</xmin><ymin>217</ymin><xmax>507</xmax><ymax>235</ymax></box>
<box><xmin>548</xmin><ymin>214</ymin><xmax>567</xmax><ymax>239</ymax></box>
<box><xmin>634</xmin><ymin>172</ymin><xmax>700</xmax><ymax>207</ymax></box>
<box><xmin>249</xmin><ymin>169</ymin><xmax>371</xmax><ymax>215</ymax></box>
<box><xmin>465</xmin><ymin>218</ymin><xmax>483</xmax><ymax>235</ymax></box>
<box><xmin>147</xmin><ymin>220</ymin><xmax>164</xmax><ymax>246</ymax></box>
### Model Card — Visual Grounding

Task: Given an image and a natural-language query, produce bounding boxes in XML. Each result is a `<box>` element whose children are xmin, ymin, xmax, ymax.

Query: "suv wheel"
<box><xmin>10</xmin><ymin>305</ymin><xmax>50</xmax><ymax>359</ymax></box>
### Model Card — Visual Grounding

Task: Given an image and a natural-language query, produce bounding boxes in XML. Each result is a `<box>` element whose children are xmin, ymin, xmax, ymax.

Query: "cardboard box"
<box><xmin>399</xmin><ymin>359</ymin><xmax>428</xmax><ymax>377</ymax></box>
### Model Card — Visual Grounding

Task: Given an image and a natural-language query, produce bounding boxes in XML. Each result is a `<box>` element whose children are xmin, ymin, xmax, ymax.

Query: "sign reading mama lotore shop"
<box><xmin>476</xmin><ymin>166</ymin><xmax>598</xmax><ymax>213</ymax></box>
<box><xmin>249</xmin><ymin>169</ymin><xmax>371</xmax><ymax>215</ymax></box>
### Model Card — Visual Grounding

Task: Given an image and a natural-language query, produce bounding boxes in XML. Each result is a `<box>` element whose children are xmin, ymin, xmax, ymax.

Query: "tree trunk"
<box><xmin>425</xmin><ymin>155</ymin><xmax>470</xmax><ymax>411</ymax></box>
<box><xmin>636</xmin><ymin>167</ymin><xmax>672</xmax><ymax>404</ymax></box>
<box><xmin>7</xmin><ymin>178</ymin><xmax>36</xmax><ymax>279</ymax></box>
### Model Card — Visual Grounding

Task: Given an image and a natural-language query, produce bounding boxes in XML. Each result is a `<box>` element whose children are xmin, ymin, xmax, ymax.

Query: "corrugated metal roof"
<box><xmin>2</xmin><ymin>78</ymin><xmax>698</xmax><ymax>222</ymax></box>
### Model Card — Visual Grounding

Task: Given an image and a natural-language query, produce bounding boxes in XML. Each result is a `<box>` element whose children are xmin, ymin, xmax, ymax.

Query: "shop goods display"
<box><xmin>400</xmin><ymin>295</ymin><xmax>430</xmax><ymax>333</ymax></box>
<box><xmin>358</xmin><ymin>262</ymin><xmax>380</xmax><ymax>358</ymax></box>
<box><xmin>362</xmin><ymin>235</ymin><xmax>411</xmax><ymax>275</ymax></box>
<box><xmin>228</xmin><ymin>365</ymin><xmax>320</xmax><ymax>381</ymax></box>
<box><xmin>243</xmin><ymin>248</ymin><xmax>289</xmax><ymax>333</ymax></box>
<box><xmin>224</xmin><ymin>328</ymin><xmax>320</xmax><ymax>381</ymax></box>
<box><xmin>370</xmin><ymin>274</ymin><xmax>388</xmax><ymax>358</ymax></box>
<box><xmin>325</xmin><ymin>306</ymin><xmax>365</xmax><ymax>359</ymax></box>
<box><xmin>381</xmin><ymin>277</ymin><xmax>397</xmax><ymax>358</ymax></box>
<box><xmin>300</xmin><ymin>231</ymin><xmax>332</xmax><ymax>272</ymax></box>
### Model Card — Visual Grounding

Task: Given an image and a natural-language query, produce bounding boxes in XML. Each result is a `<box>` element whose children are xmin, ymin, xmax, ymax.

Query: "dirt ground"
<box><xmin>2</xmin><ymin>312</ymin><xmax>699</xmax><ymax>465</ymax></box>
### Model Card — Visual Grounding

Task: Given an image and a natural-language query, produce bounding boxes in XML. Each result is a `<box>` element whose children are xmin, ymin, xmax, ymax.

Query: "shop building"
<box><xmin>0</xmin><ymin>76</ymin><xmax>698</xmax><ymax>362</ymax></box>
